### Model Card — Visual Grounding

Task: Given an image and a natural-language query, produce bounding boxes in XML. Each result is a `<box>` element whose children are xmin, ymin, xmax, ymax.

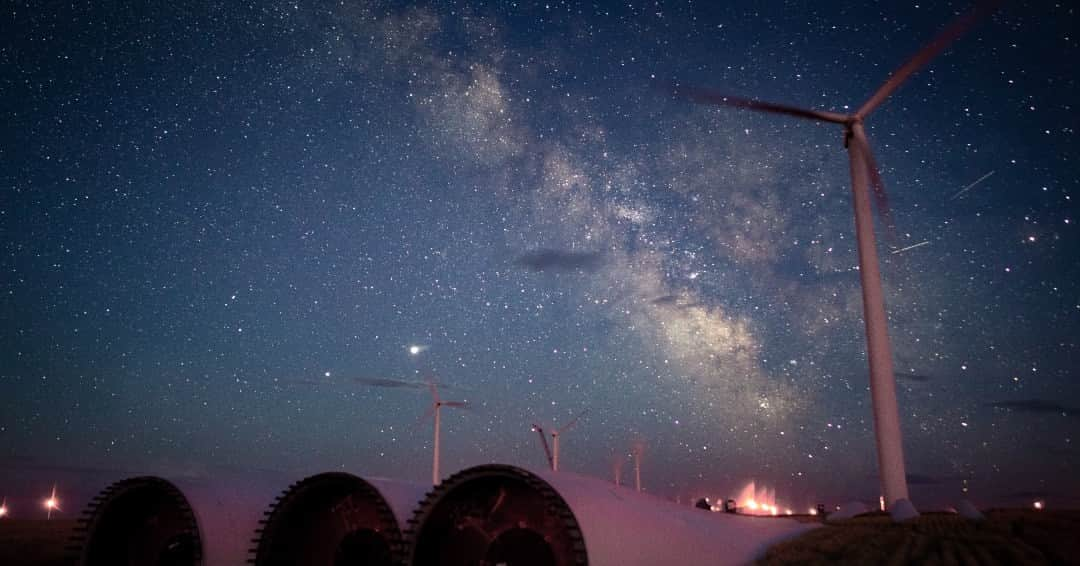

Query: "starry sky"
<box><xmin>2</xmin><ymin>1</ymin><xmax>1078</xmax><ymax>513</ymax></box>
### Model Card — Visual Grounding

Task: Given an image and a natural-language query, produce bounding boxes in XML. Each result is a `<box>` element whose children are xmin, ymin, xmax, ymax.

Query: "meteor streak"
<box><xmin>950</xmin><ymin>170</ymin><xmax>995</xmax><ymax>200</ymax></box>
<box><xmin>890</xmin><ymin>241</ymin><xmax>930</xmax><ymax>255</ymax></box>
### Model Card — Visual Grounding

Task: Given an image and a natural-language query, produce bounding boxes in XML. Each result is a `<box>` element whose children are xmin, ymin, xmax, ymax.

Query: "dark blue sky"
<box><xmin>2</xmin><ymin>1</ymin><xmax>1077</xmax><ymax>513</ymax></box>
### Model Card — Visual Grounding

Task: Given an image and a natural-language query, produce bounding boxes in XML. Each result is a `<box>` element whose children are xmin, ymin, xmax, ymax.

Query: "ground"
<box><xmin>0</xmin><ymin>519</ymin><xmax>75</xmax><ymax>566</ymax></box>
<box><xmin>758</xmin><ymin>509</ymin><xmax>1080</xmax><ymax>565</ymax></box>
<box><xmin>2</xmin><ymin>509</ymin><xmax>1078</xmax><ymax>565</ymax></box>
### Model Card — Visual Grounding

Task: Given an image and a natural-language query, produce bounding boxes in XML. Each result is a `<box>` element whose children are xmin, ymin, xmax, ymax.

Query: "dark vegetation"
<box><xmin>759</xmin><ymin>509</ymin><xmax>1080</xmax><ymax>565</ymax></box>
<box><xmin>0</xmin><ymin>519</ymin><xmax>74</xmax><ymax>566</ymax></box>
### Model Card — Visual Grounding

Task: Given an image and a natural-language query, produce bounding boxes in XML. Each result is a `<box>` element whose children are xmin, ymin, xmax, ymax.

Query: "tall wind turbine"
<box><xmin>531</xmin><ymin>423</ymin><xmax>554</xmax><ymax>470</ymax></box>
<box><xmin>674</xmin><ymin>2</ymin><xmax>998</xmax><ymax>510</ymax></box>
<box><xmin>427</xmin><ymin>381</ymin><xmax>468</xmax><ymax>485</ymax></box>
<box><xmin>550</xmin><ymin>409</ymin><xmax>588</xmax><ymax>472</ymax></box>
<box><xmin>632</xmin><ymin>441</ymin><xmax>645</xmax><ymax>493</ymax></box>
<box><xmin>611</xmin><ymin>455</ymin><xmax>625</xmax><ymax>486</ymax></box>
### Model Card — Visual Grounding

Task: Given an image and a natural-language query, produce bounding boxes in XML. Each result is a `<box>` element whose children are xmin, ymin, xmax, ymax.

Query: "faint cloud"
<box><xmin>515</xmin><ymin>249</ymin><xmax>605</xmax><ymax>272</ymax></box>
<box><xmin>987</xmin><ymin>399</ymin><xmax>1079</xmax><ymax>416</ymax></box>
<box><xmin>650</xmin><ymin>294</ymin><xmax>680</xmax><ymax>306</ymax></box>
<box><xmin>649</xmin><ymin>294</ymin><xmax>699</xmax><ymax>309</ymax></box>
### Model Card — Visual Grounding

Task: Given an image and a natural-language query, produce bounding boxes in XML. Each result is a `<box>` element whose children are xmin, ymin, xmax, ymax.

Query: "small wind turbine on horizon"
<box><xmin>295</xmin><ymin>372</ymin><xmax>470</xmax><ymax>484</ymax></box>
<box><xmin>550</xmin><ymin>408</ymin><xmax>588</xmax><ymax>472</ymax></box>
<box><xmin>611</xmin><ymin>455</ymin><xmax>625</xmax><ymax>486</ymax></box>
<box><xmin>426</xmin><ymin>381</ymin><xmax>468</xmax><ymax>485</ymax></box>
<box><xmin>530</xmin><ymin>408</ymin><xmax>588</xmax><ymax>471</ymax></box>
<box><xmin>672</xmin><ymin>1</ymin><xmax>1000</xmax><ymax>511</ymax></box>
<box><xmin>632</xmin><ymin>441</ymin><xmax>645</xmax><ymax>493</ymax></box>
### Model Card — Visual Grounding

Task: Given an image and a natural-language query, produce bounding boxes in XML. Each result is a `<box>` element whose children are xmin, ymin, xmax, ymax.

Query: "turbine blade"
<box><xmin>532</xmin><ymin>424</ymin><xmax>554</xmax><ymax>468</ymax></box>
<box><xmin>442</xmin><ymin>400</ymin><xmax>469</xmax><ymax>409</ymax></box>
<box><xmin>292</xmin><ymin>378</ymin><xmax>332</xmax><ymax>387</ymax></box>
<box><xmin>557</xmin><ymin>408</ymin><xmax>589</xmax><ymax>434</ymax></box>
<box><xmin>847</xmin><ymin>129</ymin><xmax>899</xmax><ymax>248</ymax></box>
<box><xmin>857</xmin><ymin>0</ymin><xmax>1002</xmax><ymax>119</ymax></box>
<box><xmin>290</xmin><ymin>376</ymin><xmax>427</xmax><ymax>390</ymax></box>
<box><xmin>672</xmin><ymin>86</ymin><xmax>849</xmax><ymax>124</ymax></box>
<box><xmin>428</xmin><ymin>381</ymin><xmax>440</xmax><ymax>403</ymax></box>
<box><xmin>850</xmin><ymin>128</ymin><xmax>896</xmax><ymax>238</ymax></box>
<box><xmin>404</xmin><ymin>405</ymin><xmax>437</xmax><ymax>434</ymax></box>
<box><xmin>350</xmin><ymin>376</ymin><xmax>427</xmax><ymax>389</ymax></box>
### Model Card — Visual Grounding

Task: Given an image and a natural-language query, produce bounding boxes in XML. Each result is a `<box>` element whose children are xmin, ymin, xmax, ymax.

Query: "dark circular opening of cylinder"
<box><xmin>486</xmin><ymin>527</ymin><xmax>558</xmax><ymax>566</ymax></box>
<box><xmin>251</xmin><ymin>472</ymin><xmax>402</xmax><ymax>566</ymax></box>
<box><xmin>409</xmin><ymin>465</ymin><xmax>586</xmax><ymax>566</ymax></box>
<box><xmin>333</xmin><ymin>529</ymin><xmax>392</xmax><ymax>566</ymax></box>
<box><xmin>77</xmin><ymin>476</ymin><xmax>202</xmax><ymax>566</ymax></box>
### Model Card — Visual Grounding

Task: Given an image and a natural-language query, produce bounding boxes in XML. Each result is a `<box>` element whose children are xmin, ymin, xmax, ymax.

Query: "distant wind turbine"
<box><xmin>673</xmin><ymin>1</ymin><xmax>999</xmax><ymax>510</ymax></box>
<box><xmin>632</xmin><ymin>441</ymin><xmax>645</xmax><ymax>493</ymax></box>
<box><xmin>550</xmin><ymin>408</ymin><xmax>588</xmax><ymax>472</ymax></box>
<box><xmin>611</xmin><ymin>455</ymin><xmax>625</xmax><ymax>487</ymax></box>
<box><xmin>426</xmin><ymin>381</ymin><xmax>468</xmax><ymax>485</ymax></box>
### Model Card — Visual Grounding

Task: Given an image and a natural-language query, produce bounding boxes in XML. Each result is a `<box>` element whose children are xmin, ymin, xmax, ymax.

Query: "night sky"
<box><xmin>2</xmin><ymin>1</ymin><xmax>1078</xmax><ymax>515</ymax></box>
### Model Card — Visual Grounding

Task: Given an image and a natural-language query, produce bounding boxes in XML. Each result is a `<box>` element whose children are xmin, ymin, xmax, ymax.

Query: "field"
<box><xmin>0</xmin><ymin>519</ymin><xmax>76</xmax><ymax>566</ymax></box>
<box><xmin>2</xmin><ymin>509</ymin><xmax>1078</xmax><ymax>565</ymax></box>
<box><xmin>758</xmin><ymin>509</ymin><xmax>1080</xmax><ymax>565</ymax></box>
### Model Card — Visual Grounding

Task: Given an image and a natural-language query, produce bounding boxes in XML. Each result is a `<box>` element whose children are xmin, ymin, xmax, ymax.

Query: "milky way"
<box><xmin>2</xmin><ymin>1</ymin><xmax>1077</xmax><ymax>511</ymax></box>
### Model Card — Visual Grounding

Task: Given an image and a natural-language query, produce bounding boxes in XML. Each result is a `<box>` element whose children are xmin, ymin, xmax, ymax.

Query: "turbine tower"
<box><xmin>675</xmin><ymin>1</ymin><xmax>999</xmax><ymax>510</ymax></box>
<box><xmin>550</xmin><ymin>409</ymin><xmax>587</xmax><ymax>472</ymax></box>
<box><xmin>427</xmin><ymin>382</ymin><xmax>468</xmax><ymax>485</ymax></box>
<box><xmin>611</xmin><ymin>455</ymin><xmax>625</xmax><ymax>486</ymax></box>
<box><xmin>632</xmin><ymin>442</ymin><xmax>645</xmax><ymax>493</ymax></box>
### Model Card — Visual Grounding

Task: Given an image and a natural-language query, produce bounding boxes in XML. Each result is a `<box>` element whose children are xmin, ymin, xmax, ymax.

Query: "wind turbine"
<box><xmin>674</xmin><ymin>1</ymin><xmax>999</xmax><ymax>510</ymax></box>
<box><xmin>530</xmin><ymin>423</ymin><xmax>554</xmax><ymax>470</ymax></box>
<box><xmin>632</xmin><ymin>441</ymin><xmax>645</xmax><ymax>493</ymax></box>
<box><xmin>550</xmin><ymin>409</ymin><xmax>588</xmax><ymax>472</ymax></box>
<box><xmin>611</xmin><ymin>455</ymin><xmax>625</xmax><ymax>486</ymax></box>
<box><xmin>426</xmin><ymin>381</ymin><xmax>468</xmax><ymax>485</ymax></box>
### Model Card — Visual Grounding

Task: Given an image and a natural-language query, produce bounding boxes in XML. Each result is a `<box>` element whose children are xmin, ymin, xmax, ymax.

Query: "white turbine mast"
<box><xmin>550</xmin><ymin>408</ymin><xmax>588</xmax><ymax>472</ymax></box>
<box><xmin>427</xmin><ymin>381</ymin><xmax>468</xmax><ymax>486</ymax></box>
<box><xmin>674</xmin><ymin>1</ymin><xmax>999</xmax><ymax>511</ymax></box>
<box><xmin>632</xmin><ymin>441</ymin><xmax>645</xmax><ymax>493</ymax></box>
<box><xmin>611</xmin><ymin>455</ymin><xmax>625</xmax><ymax>486</ymax></box>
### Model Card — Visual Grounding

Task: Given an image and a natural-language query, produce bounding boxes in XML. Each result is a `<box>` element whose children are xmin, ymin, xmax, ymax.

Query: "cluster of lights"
<box><xmin>0</xmin><ymin>488</ymin><xmax>64</xmax><ymax>519</ymax></box>
<box><xmin>744</xmin><ymin>499</ymin><xmax>782</xmax><ymax>516</ymax></box>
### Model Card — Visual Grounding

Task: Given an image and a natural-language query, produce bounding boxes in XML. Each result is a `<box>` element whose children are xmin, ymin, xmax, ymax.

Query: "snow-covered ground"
<box><xmin>538</xmin><ymin>470</ymin><xmax>820</xmax><ymax>565</ymax></box>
